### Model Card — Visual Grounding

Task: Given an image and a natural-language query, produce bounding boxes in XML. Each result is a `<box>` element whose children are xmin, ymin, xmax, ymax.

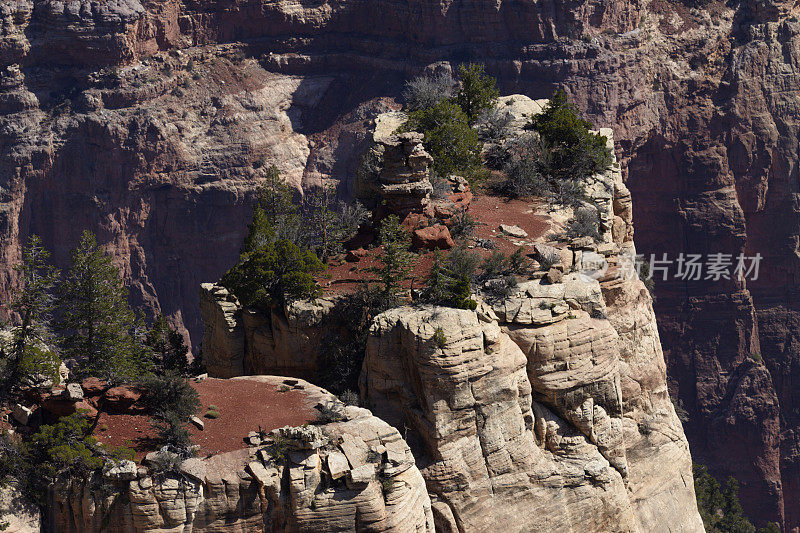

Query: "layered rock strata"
<box><xmin>45</xmin><ymin>376</ymin><xmax>433</xmax><ymax>533</ymax></box>
<box><xmin>374</xmin><ymin>132</ymin><xmax>433</xmax><ymax>218</ymax></box>
<box><xmin>2</xmin><ymin>0</ymin><xmax>798</xmax><ymax>527</ymax></box>
<box><xmin>360</xmin><ymin>173</ymin><xmax>702</xmax><ymax>533</ymax></box>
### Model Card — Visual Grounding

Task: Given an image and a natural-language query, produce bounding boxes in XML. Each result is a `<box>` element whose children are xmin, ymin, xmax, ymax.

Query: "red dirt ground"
<box><xmin>92</xmin><ymin>378</ymin><xmax>317</xmax><ymax>460</ymax></box>
<box><xmin>319</xmin><ymin>192</ymin><xmax>551</xmax><ymax>296</ymax></box>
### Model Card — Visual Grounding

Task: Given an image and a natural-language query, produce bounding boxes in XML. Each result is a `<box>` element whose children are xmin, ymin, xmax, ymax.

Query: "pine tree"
<box><xmin>454</xmin><ymin>63</ymin><xmax>499</xmax><ymax>122</ymax></box>
<box><xmin>371</xmin><ymin>215</ymin><xmax>413</xmax><ymax>300</ymax></box>
<box><xmin>2</xmin><ymin>235</ymin><xmax>61</xmax><ymax>394</ymax></box>
<box><xmin>243</xmin><ymin>165</ymin><xmax>302</xmax><ymax>253</ymax></box>
<box><xmin>57</xmin><ymin>231</ymin><xmax>151</xmax><ymax>382</ymax></box>
<box><xmin>303</xmin><ymin>183</ymin><xmax>339</xmax><ymax>262</ymax></box>
<box><xmin>146</xmin><ymin>314</ymin><xmax>189</xmax><ymax>375</ymax></box>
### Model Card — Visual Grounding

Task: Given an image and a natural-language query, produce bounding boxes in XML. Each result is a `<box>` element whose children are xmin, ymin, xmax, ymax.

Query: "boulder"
<box><xmin>499</xmin><ymin>224</ymin><xmax>528</xmax><ymax>238</ymax></box>
<box><xmin>81</xmin><ymin>377</ymin><xmax>108</xmax><ymax>396</ymax></box>
<box><xmin>103</xmin><ymin>460</ymin><xmax>137</xmax><ymax>481</ymax></box>
<box><xmin>546</xmin><ymin>268</ymin><xmax>563</xmax><ymax>284</ymax></box>
<box><xmin>347</xmin><ymin>463</ymin><xmax>375</xmax><ymax>488</ymax></box>
<box><xmin>345</xmin><ymin>248</ymin><xmax>368</xmax><ymax>262</ymax></box>
<box><xmin>326</xmin><ymin>450</ymin><xmax>349</xmax><ymax>480</ymax></box>
<box><xmin>412</xmin><ymin>225</ymin><xmax>454</xmax><ymax>251</ymax></box>
<box><xmin>11</xmin><ymin>404</ymin><xmax>32</xmax><ymax>425</ymax></box>
<box><xmin>571</xmin><ymin>236</ymin><xmax>596</xmax><ymax>250</ymax></box>
<box><xmin>189</xmin><ymin>416</ymin><xmax>205</xmax><ymax>430</ymax></box>
<box><xmin>42</xmin><ymin>397</ymin><xmax>98</xmax><ymax>418</ymax></box>
<box><xmin>63</xmin><ymin>383</ymin><xmax>84</xmax><ymax>402</ymax></box>
<box><xmin>102</xmin><ymin>386</ymin><xmax>147</xmax><ymax>414</ymax></box>
<box><xmin>179</xmin><ymin>458</ymin><xmax>207</xmax><ymax>483</ymax></box>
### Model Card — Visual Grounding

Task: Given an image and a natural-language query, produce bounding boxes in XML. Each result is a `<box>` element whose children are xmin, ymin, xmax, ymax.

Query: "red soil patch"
<box><xmin>92</xmin><ymin>378</ymin><xmax>317</xmax><ymax>461</ymax></box>
<box><xmin>318</xmin><ymin>192</ymin><xmax>551</xmax><ymax>296</ymax></box>
<box><xmin>191</xmin><ymin>378</ymin><xmax>316</xmax><ymax>457</ymax></box>
<box><xmin>468</xmin><ymin>193</ymin><xmax>550</xmax><ymax>256</ymax></box>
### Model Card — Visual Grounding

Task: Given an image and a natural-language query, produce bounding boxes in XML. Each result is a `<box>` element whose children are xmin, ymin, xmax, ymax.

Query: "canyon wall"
<box><xmin>2</xmin><ymin>0</ymin><xmax>799</xmax><ymax>528</ymax></box>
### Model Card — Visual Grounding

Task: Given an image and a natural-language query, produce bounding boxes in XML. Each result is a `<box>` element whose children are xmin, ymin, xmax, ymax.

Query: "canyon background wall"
<box><xmin>1</xmin><ymin>0</ymin><xmax>799</xmax><ymax>529</ymax></box>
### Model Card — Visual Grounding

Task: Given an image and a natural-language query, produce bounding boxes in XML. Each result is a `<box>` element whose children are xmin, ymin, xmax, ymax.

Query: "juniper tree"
<box><xmin>139</xmin><ymin>372</ymin><xmax>200</xmax><ymax>449</ymax></box>
<box><xmin>2</xmin><ymin>235</ymin><xmax>61</xmax><ymax>394</ymax></box>
<box><xmin>454</xmin><ymin>63</ymin><xmax>499</xmax><ymax>122</ymax></box>
<box><xmin>527</xmin><ymin>89</ymin><xmax>611</xmax><ymax>183</ymax></box>
<box><xmin>244</xmin><ymin>165</ymin><xmax>302</xmax><ymax>253</ymax></box>
<box><xmin>57</xmin><ymin>231</ymin><xmax>151</xmax><ymax>382</ymax></box>
<box><xmin>422</xmin><ymin>248</ymin><xmax>479</xmax><ymax>310</ymax></box>
<box><xmin>146</xmin><ymin>313</ymin><xmax>189</xmax><ymax>375</ymax></box>
<box><xmin>402</xmin><ymin>100</ymin><xmax>482</xmax><ymax>180</ymax></box>
<box><xmin>221</xmin><ymin>239</ymin><xmax>323</xmax><ymax>312</ymax></box>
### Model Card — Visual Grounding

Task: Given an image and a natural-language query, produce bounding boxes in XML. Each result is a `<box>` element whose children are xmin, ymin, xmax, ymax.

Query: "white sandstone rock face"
<box><xmin>361</xmin><ymin>306</ymin><xmax>639</xmax><ymax>532</ymax></box>
<box><xmin>359</xmin><ymin>108</ymin><xmax>703</xmax><ymax>531</ymax></box>
<box><xmin>199</xmin><ymin>283</ymin><xmax>336</xmax><ymax>379</ymax></box>
<box><xmin>0</xmin><ymin>480</ymin><xmax>39</xmax><ymax>533</ymax></box>
<box><xmin>47</xmin><ymin>377</ymin><xmax>433</xmax><ymax>533</ymax></box>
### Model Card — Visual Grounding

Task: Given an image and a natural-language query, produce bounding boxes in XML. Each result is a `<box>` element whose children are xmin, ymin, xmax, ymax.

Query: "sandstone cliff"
<box><xmin>2</xmin><ymin>0</ymin><xmax>798</xmax><ymax>528</ymax></box>
<box><xmin>45</xmin><ymin>376</ymin><xmax>433</xmax><ymax>533</ymax></box>
<box><xmin>196</xmin><ymin>103</ymin><xmax>704</xmax><ymax>532</ymax></box>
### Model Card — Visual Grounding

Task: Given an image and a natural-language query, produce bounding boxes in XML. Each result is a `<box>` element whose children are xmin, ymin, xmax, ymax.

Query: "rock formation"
<box><xmin>45</xmin><ymin>376</ymin><xmax>433</xmax><ymax>533</ymax></box>
<box><xmin>358</xmin><ymin>142</ymin><xmax>703</xmax><ymax>531</ymax></box>
<box><xmin>1</xmin><ymin>0</ymin><xmax>798</xmax><ymax>528</ymax></box>
<box><xmin>196</xmin><ymin>104</ymin><xmax>705</xmax><ymax>532</ymax></box>
<box><xmin>199</xmin><ymin>284</ymin><xmax>335</xmax><ymax>379</ymax></box>
<box><xmin>374</xmin><ymin>132</ymin><xmax>433</xmax><ymax>218</ymax></box>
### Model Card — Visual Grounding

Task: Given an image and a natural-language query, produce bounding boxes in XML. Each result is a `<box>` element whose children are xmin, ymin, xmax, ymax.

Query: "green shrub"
<box><xmin>139</xmin><ymin>372</ymin><xmax>201</xmax><ymax>449</ymax></box>
<box><xmin>433</xmin><ymin>327</ymin><xmax>447</xmax><ymax>349</ymax></box>
<box><xmin>449</xmin><ymin>208</ymin><xmax>477</xmax><ymax>240</ymax></box>
<box><xmin>497</xmin><ymin>133</ymin><xmax>549</xmax><ymax>198</ymax></box>
<box><xmin>146</xmin><ymin>449</ymin><xmax>184</xmax><ymax>476</ymax></box>
<box><xmin>565</xmin><ymin>207</ymin><xmax>601</xmax><ymax>242</ymax></box>
<box><xmin>508</xmin><ymin>247</ymin><xmax>531</xmax><ymax>274</ymax></box>
<box><xmin>204</xmin><ymin>409</ymin><xmax>220</xmax><ymax>419</ymax></box>
<box><xmin>454</xmin><ymin>63</ymin><xmax>499</xmax><ymax>122</ymax></box>
<box><xmin>265</xmin><ymin>435</ymin><xmax>291</xmax><ymax>464</ymax></box>
<box><xmin>475</xmin><ymin>108</ymin><xmax>512</xmax><ymax>143</ymax></box>
<box><xmin>536</xmin><ymin>249</ymin><xmax>561</xmax><ymax>271</ymax></box>
<box><xmin>527</xmin><ymin>89</ymin><xmax>611</xmax><ymax>183</ymax></box>
<box><xmin>221</xmin><ymin>238</ymin><xmax>323</xmax><ymax>313</ymax></box>
<box><xmin>314</xmin><ymin>402</ymin><xmax>345</xmax><ymax>424</ymax></box>
<box><xmin>693</xmin><ymin>463</ymin><xmax>777</xmax><ymax>533</ymax></box>
<box><xmin>21</xmin><ymin>414</ymin><xmax>105</xmax><ymax>504</ymax></box>
<box><xmin>339</xmin><ymin>390</ymin><xmax>360</xmax><ymax>406</ymax></box>
<box><xmin>401</xmin><ymin>100</ymin><xmax>482</xmax><ymax>180</ymax></box>
<box><xmin>548</xmin><ymin>178</ymin><xmax>588</xmax><ymax>209</ymax></box>
<box><xmin>481</xmin><ymin>251</ymin><xmax>510</xmax><ymax>278</ymax></box>
<box><xmin>423</xmin><ymin>248</ymin><xmax>480</xmax><ymax>310</ymax></box>
<box><xmin>371</xmin><ymin>215</ymin><xmax>413</xmax><ymax>299</ymax></box>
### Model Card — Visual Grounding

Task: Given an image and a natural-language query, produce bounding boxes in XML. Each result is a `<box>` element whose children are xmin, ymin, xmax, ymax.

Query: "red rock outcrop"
<box><xmin>2</xmin><ymin>0</ymin><xmax>800</xmax><ymax>528</ymax></box>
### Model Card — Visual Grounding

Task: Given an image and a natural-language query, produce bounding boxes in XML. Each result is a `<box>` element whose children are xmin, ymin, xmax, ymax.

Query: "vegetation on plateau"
<box><xmin>0</xmin><ymin>232</ymin><xmax>202</xmax><ymax>505</ymax></box>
